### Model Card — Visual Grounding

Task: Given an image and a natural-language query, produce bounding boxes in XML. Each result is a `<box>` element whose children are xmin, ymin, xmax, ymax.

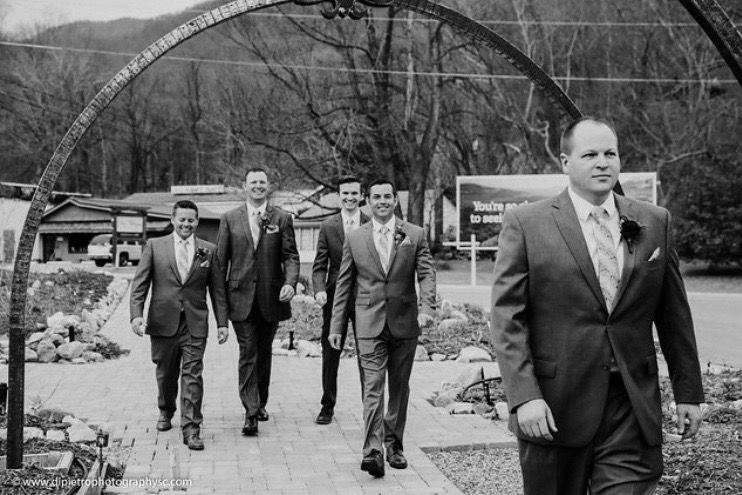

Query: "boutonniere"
<box><xmin>619</xmin><ymin>216</ymin><xmax>644</xmax><ymax>253</ymax></box>
<box><xmin>195</xmin><ymin>246</ymin><xmax>210</xmax><ymax>267</ymax></box>
<box><xmin>259</xmin><ymin>213</ymin><xmax>280</xmax><ymax>234</ymax></box>
<box><xmin>393</xmin><ymin>224</ymin><xmax>407</xmax><ymax>247</ymax></box>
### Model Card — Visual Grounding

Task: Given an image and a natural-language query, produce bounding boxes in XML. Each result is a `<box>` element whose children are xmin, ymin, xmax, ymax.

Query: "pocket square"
<box><xmin>647</xmin><ymin>247</ymin><xmax>660</xmax><ymax>262</ymax></box>
<box><xmin>199</xmin><ymin>260</ymin><xmax>210</xmax><ymax>268</ymax></box>
<box><xmin>265</xmin><ymin>225</ymin><xmax>280</xmax><ymax>234</ymax></box>
<box><xmin>398</xmin><ymin>238</ymin><xmax>412</xmax><ymax>247</ymax></box>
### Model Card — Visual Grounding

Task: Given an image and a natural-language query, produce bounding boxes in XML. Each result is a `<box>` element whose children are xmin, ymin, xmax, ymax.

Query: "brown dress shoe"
<box><xmin>361</xmin><ymin>449</ymin><xmax>385</xmax><ymax>478</ymax></box>
<box><xmin>242</xmin><ymin>416</ymin><xmax>258</xmax><ymax>436</ymax></box>
<box><xmin>183</xmin><ymin>432</ymin><xmax>204</xmax><ymax>450</ymax></box>
<box><xmin>156</xmin><ymin>412</ymin><xmax>172</xmax><ymax>432</ymax></box>
<box><xmin>386</xmin><ymin>448</ymin><xmax>408</xmax><ymax>469</ymax></box>
<box><xmin>314</xmin><ymin>407</ymin><xmax>333</xmax><ymax>425</ymax></box>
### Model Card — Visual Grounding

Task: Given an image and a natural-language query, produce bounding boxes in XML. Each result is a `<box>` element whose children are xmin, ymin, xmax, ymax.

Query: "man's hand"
<box><xmin>327</xmin><ymin>333</ymin><xmax>343</xmax><ymax>350</ymax></box>
<box><xmin>131</xmin><ymin>317</ymin><xmax>145</xmax><ymax>337</ymax></box>
<box><xmin>315</xmin><ymin>291</ymin><xmax>328</xmax><ymax>307</ymax></box>
<box><xmin>676</xmin><ymin>403</ymin><xmax>702</xmax><ymax>439</ymax></box>
<box><xmin>279</xmin><ymin>284</ymin><xmax>295</xmax><ymax>302</ymax></box>
<box><xmin>217</xmin><ymin>326</ymin><xmax>229</xmax><ymax>344</ymax></box>
<box><xmin>516</xmin><ymin>399</ymin><xmax>558</xmax><ymax>441</ymax></box>
<box><xmin>417</xmin><ymin>313</ymin><xmax>434</xmax><ymax>328</ymax></box>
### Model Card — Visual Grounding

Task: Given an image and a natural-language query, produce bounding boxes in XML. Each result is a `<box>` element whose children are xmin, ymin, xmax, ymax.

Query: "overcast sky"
<box><xmin>1</xmin><ymin>0</ymin><xmax>207</xmax><ymax>35</ymax></box>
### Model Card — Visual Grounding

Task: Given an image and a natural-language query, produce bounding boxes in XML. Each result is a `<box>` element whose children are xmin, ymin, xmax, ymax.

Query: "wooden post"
<box><xmin>470</xmin><ymin>233</ymin><xmax>477</xmax><ymax>286</ymax></box>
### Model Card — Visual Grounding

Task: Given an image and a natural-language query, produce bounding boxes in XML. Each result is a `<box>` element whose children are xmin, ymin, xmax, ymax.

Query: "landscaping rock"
<box><xmin>44</xmin><ymin>280</ymin><xmax>55</xmax><ymax>287</ymax></box>
<box><xmin>447</xmin><ymin>402</ymin><xmax>475</xmax><ymax>414</ymax></box>
<box><xmin>456</xmin><ymin>346</ymin><xmax>492</xmax><ymax>363</ymax></box>
<box><xmin>295</xmin><ymin>340</ymin><xmax>321</xmax><ymax>358</ymax></box>
<box><xmin>494</xmin><ymin>401</ymin><xmax>510</xmax><ymax>421</ymax></box>
<box><xmin>75</xmin><ymin>321</ymin><xmax>97</xmax><ymax>342</ymax></box>
<box><xmin>24</xmin><ymin>427</ymin><xmax>45</xmax><ymax>440</ymax></box>
<box><xmin>50</xmin><ymin>326</ymin><xmax>69</xmax><ymax>337</ymax></box>
<box><xmin>482</xmin><ymin>362</ymin><xmax>502</xmax><ymax>380</ymax></box>
<box><xmin>473</xmin><ymin>402</ymin><xmax>494</xmax><ymax>417</ymax></box>
<box><xmin>449</xmin><ymin>309</ymin><xmax>469</xmax><ymax>322</ymax></box>
<box><xmin>431</xmin><ymin>353</ymin><xmax>446</xmax><ymax>361</ymax></box>
<box><xmin>46</xmin><ymin>429</ymin><xmax>67</xmax><ymax>441</ymax></box>
<box><xmin>26</xmin><ymin>287</ymin><xmax>35</xmax><ymax>296</ymax></box>
<box><xmin>414</xmin><ymin>345</ymin><xmax>430</xmax><ymax>361</ymax></box>
<box><xmin>272</xmin><ymin>339</ymin><xmax>282</xmax><ymax>349</ymax></box>
<box><xmin>49</xmin><ymin>333</ymin><xmax>65</xmax><ymax>346</ymax></box>
<box><xmin>24</xmin><ymin>348</ymin><xmax>38</xmax><ymax>362</ymax></box>
<box><xmin>56</xmin><ymin>341</ymin><xmax>84</xmax><ymax>360</ymax></box>
<box><xmin>36</xmin><ymin>340</ymin><xmax>58</xmax><ymax>363</ymax></box>
<box><xmin>83</xmin><ymin>351</ymin><xmax>105</xmax><ymax>362</ymax></box>
<box><xmin>26</xmin><ymin>331</ymin><xmax>47</xmax><ymax>346</ymax></box>
<box><xmin>32</xmin><ymin>279</ymin><xmax>42</xmax><ymax>290</ymax></box>
<box><xmin>730</xmin><ymin>399</ymin><xmax>742</xmax><ymax>410</ymax></box>
<box><xmin>67</xmin><ymin>422</ymin><xmax>97</xmax><ymax>442</ymax></box>
<box><xmin>439</xmin><ymin>299</ymin><xmax>456</xmax><ymax>315</ymax></box>
<box><xmin>70</xmin><ymin>357</ymin><xmax>87</xmax><ymax>365</ymax></box>
<box><xmin>434</xmin><ymin>387</ymin><xmax>463</xmax><ymax>408</ymax></box>
<box><xmin>273</xmin><ymin>348</ymin><xmax>292</xmax><ymax>356</ymax></box>
<box><xmin>47</xmin><ymin>311</ymin><xmax>66</xmax><ymax>329</ymax></box>
<box><xmin>438</xmin><ymin>318</ymin><xmax>467</xmax><ymax>332</ymax></box>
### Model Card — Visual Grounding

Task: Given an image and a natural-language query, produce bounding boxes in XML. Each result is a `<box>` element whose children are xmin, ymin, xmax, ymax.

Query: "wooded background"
<box><xmin>0</xmin><ymin>0</ymin><xmax>740</xmax><ymax>264</ymax></box>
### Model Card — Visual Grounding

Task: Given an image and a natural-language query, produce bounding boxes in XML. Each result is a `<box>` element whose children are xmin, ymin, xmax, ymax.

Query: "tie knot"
<box><xmin>590</xmin><ymin>206</ymin><xmax>608</xmax><ymax>220</ymax></box>
<box><xmin>379</xmin><ymin>225</ymin><xmax>389</xmax><ymax>235</ymax></box>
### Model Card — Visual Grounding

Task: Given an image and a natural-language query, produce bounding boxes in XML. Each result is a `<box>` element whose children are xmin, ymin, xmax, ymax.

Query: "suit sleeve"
<box><xmin>329</xmin><ymin>238</ymin><xmax>356</xmax><ymax>338</ymax></box>
<box><xmin>129</xmin><ymin>240</ymin><xmax>154</xmax><ymax>321</ymax></box>
<box><xmin>215</xmin><ymin>213</ymin><xmax>231</xmax><ymax>279</ymax></box>
<box><xmin>490</xmin><ymin>210</ymin><xmax>542</xmax><ymax>412</ymax></box>
<box><xmin>415</xmin><ymin>230</ymin><xmax>436</xmax><ymax>316</ymax></box>
<box><xmin>654</xmin><ymin>210</ymin><xmax>704</xmax><ymax>403</ymax></box>
<box><xmin>208</xmin><ymin>249</ymin><xmax>229</xmax><ymax>328</ymax></box>
<box><xmin>282</xmin><ymin>214</ymin><xmax>300</xmax><ymax>288</ymax></box>
<box><xmin>312</xmin><ymin>222</ymin><xmax>329</xmax><ymax>294</ymax></box>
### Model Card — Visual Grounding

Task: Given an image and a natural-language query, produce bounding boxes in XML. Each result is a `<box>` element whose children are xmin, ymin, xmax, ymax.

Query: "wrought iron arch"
<box><xmin>6</xmin><ymin>0</ymin><xmax>742</xmax><ymax>467</ymax></box>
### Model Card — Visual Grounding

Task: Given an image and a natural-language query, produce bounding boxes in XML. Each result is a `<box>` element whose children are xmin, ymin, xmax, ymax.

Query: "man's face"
<box><xmin>560</xmin><ymin>121</ymin><xmax>620</xmax><ymax>205</ymax></box>
<box><xmin>244</xmin><ymin>171</ymin><xmax>269</xmax><ymax>204</ymax></box>
<box><xmin>338</xmin><ymin>182</ymin><xmax>361</xmax><ymax>213</ymax></box>
<box><xmin>171</xmin><ymin>207</ymin><xmax>199</xmax><ymax>240</ymax></box>
<box><xmin>368</xmin><ymin>183</ymin><xmax>397</xmax><ymax>223</ymax></box>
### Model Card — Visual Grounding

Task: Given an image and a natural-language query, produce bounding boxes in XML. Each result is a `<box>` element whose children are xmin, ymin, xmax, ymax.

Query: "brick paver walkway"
<box><xmin>2</xmin><ymin>283</ymin><xmax>514</xmax><ymax>494</ymax></box>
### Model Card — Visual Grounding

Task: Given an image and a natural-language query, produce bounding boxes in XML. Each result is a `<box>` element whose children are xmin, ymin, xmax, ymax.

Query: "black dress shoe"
<box><xmin>314</xmin><ymin>407</ymin><xmax>333</xmax><ymax>425</ymax></box>
<box><xmin>183</xmin><ymin>432</ymin><xmax>204</xmax><ymax>450</ymax></box>
<box><xmin>257</xmin><ymin>408</ymin><xmax>269</xmax><ymax>422</ymax></box>
<box><xmin>156</xmin><ymin>412</ymin><xmax>172</xmax><ymax>432</ymax></box>
<box><xmin>360</xmin><ymin>449</ymin><xmax>385</xmax><ymax>478</ymax></box>
<box><xmin>386</xmin><ymin>448</ymin><xmax>408</xmax><ymax>469</ymax></box>
<box><xmin>242</xmin><ymin>416</ymin><xmax>258</xmax><ymax>436</ymax></box>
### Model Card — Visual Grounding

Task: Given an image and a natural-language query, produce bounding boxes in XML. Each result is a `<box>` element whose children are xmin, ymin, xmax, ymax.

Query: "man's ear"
<box><xmin>559</xmin><ymin>153</ymin><xmax>569</xmax><ymax>173</ymax></box>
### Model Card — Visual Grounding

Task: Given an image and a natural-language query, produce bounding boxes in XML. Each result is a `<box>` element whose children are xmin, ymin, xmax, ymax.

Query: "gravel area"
<box><xmin>428</xmin><ymin>448</ymin><xmax>523</xmax><ymax>495</ymax></box>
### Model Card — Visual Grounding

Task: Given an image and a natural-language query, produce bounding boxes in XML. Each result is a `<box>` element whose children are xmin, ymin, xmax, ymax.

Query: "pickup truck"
<box><xmin>87</xmin><ymin>234</ymin><xmax>142</xmax><ymax>267</ymax></box>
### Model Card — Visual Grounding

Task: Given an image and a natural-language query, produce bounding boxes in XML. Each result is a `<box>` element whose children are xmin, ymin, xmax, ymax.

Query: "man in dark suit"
<box><xmin>312</xmin><ymin>175</ymin><xmax>369</xmax><ymax>425</ymax></box>
<box><xmin>491</xmin><ymin>117</ymin><xmax>704</xmax><ymax>494</ymax></box>
<box><xmin>216</xmin><ymin>167</ymin><xmax>300</xmax><ymax>436</ymax></box>
<box><xmin>329</xmin><ymin>179</ymin><xmax>436</xmax><ymax>478</ymax></box>
<box><xmin>130</xmin><ymin>200</ymin><xmax>229</xmax><ymax>451</ymax></box>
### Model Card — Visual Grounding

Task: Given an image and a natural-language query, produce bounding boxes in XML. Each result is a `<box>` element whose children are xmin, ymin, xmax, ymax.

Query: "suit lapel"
<box><xmin>551</xmin><ymin>190</ymin><xmax>606</xmax><ymax>310</ymax></box>
<box><xmin>386</xmin><ymin>218</ymin><xmax>403</xmax><ymax>272</ymax></box>
<box><xmin>166</xmin><ymin>233</ymin><xmax>183</xmax><ymax>284</ymax></box>
<box><xmin>182</xmin><ymin>237</ymin><xmax>203</xmax><ymax>285</ymax></box>
<box><xmin>238</xmin><ymin>204</ymin><xmax>256</xmax><ymax>255</ymax></box>
<box><xmin>612</xmin><ymin>194</ymin><xmax>637</xmax><ymax>311</ymax></box>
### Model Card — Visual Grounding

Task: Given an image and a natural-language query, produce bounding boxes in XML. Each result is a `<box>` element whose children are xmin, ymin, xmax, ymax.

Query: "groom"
<box><xmin>491</xmin><ymin>117</ymin><xmax>704</xmax><ymax>493</ymax></box>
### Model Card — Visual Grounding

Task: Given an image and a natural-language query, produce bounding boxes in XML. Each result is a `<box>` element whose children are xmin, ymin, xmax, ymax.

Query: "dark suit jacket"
<box><xmin>330</xmin><ymin>218</ymin><xmax>436</xmax><ymax>340</ymax></box>
<box><xmin>491</xmin><ymin>189</ymin><xmax>704</xmax><ymax>448</ymax></box>
<box><xmin>311</xmin><ymin>211</ymin><xmax>369</xmax><ymax>294</ymax></box>
<box><xmin>129</xmin><ymin>234</ymin><xmax>228</xmax><ymax>338</ymax></box>
<box><xmin>216</xmin><ymin>204</ymin><xmax>300</xmax><ymax>323</ymax></box>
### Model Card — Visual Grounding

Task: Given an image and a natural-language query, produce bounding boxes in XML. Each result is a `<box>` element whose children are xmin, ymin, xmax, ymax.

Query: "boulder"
<box><xmin>456</xmin><ymin>346</ymin><xmax>492</xmax><ymax>363</ymax></box>
<box><xmin>68</xmin><ymin>422</ymin><xmax>97</xmax><ymax>442</ymax></box>
<box><xmin>47</xmin><ymin>311</ymin><xmax>66</xmax><ymax>329</ymax></box>
<box><xmin>70</xmin><ymin>357</ymin><xmax>87</xmax><ymax>365</ymax></box>
<box><xmin>414</xmin><ymin>345</ymin><xmax>430</xmax><ymax>361</ymax></box>
<box><xmin>449</xmin><ymin>310</ymin><xmax>469</xmax><ymax>322</ymax></box>
<box><xmin>438</xmin><ymin>318</ymin><xmax>467</xmax><ymax>332</ymax></box>
<box><xmin>83</xmin><ymin>343</ymin><xmax>97</xmax><ymax>352</ymax></box>
<box><xmin>62</xmin><ymin>314</ymin><xmax>81</xmax><ymax>329</ymax></box>
<box><xmin>26</xmin><ymin>331</ymin><xmax>47</xmax><ymax>346</ymax></box>
<box><xmin>50</xmin><ymin>326</ymin><xmax>69</xmax><ymax>337</ymax></box>
<box><xmin>494</xmin><ymin>401</ymin><xmax>510</xmax><ymax>421</ymax></box>
<box><xmin>453</xmin><ymin>365</ymin><xmax>485</xmax><ymax>389</ymax></box>
<box><xmin>46</xmin><ymin>429</ymin><xmax>67</xmax><ymax>441</ymax></box>
<box><xmin>83</xmin><ymin>351</ymin><xmax>105</xmax><ymax>363</ymax></box>
<box><xmin>431</xmin><ymin>353</ymin><xmax>446</xmax><ymax>361</ymax></box>
<box><xmin>24</xmin><ymin>348</ymin><xmax>38</xmax><ymax>362</ymax></box>
<box><xmin>24</xmin><ymin>427</ymin><xmax>45</xmax><ymax>440</ymax></box>
<box><xmin>56</xmin><ymin>341</ymin><xmax>84</xmax><ymax>360</ymax></box>
<box><xmin>43</xmin><ymin>280</ymin><xmax>54</xmax><ymax>287</ymax></box>
<box><xmin>92</xmin><ymin>334</ymin><xmax>110</xmax><ymax>347</ymax></box>
<box><xmin>36</xmin><ymin>340</ymin><xmax>58</xmax><ymax>363</ymax></box>
<box><xmin>295</xmin><ymin>340</ymin><xmax>321</xmax><ymax>358</ymax></box>
<box><xmin>49</xmin><ymin>334</ymin><xmax>65</xmax><ymax>346</ymax></box>
<box><xmin>75</xmin><ymin>322</ymin><xmax>97</xmax><ymax>342</ymax></box>
<box><xmin>730</xmin><ymin>399</ymin><xmax>742</xmax><ymax>410</ymax></box>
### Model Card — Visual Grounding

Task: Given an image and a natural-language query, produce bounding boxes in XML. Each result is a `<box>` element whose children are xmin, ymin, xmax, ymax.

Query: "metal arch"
<box><xmin>6</xmin><ymin>0</ymin><xmax>582</xmax><ymax>467</ymax></box>
<box><xmin>677</xmin><ymin>0</ymin><xmax>742</xmax><ymax>86</ymax></box>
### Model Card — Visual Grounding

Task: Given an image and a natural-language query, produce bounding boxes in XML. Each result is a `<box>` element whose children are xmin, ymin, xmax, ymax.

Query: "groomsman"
<box><xmin>130</xmin><ymin>200</ymin><xmax>229</xmax><ymax>451</ymax></box>
<box><xmin>312</xmin><ymin>176</ymin><xmax>369</xmax><ymax>425</ymax></box>
<box><xmin>216</xmin><ymin>167</ymin><xmax>300</xmax><ymax>436</ymax></box>
<box><xmin>329</xmin><ymin>179</ymin><xmax>435</xmax><ymax>478</ymax></box>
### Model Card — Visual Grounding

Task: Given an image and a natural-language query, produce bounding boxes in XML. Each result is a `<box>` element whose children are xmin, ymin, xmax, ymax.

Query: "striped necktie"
<box><xmin>590</xmin><ymin>206</ymin><xmax>620</xmax><ymax>310</ymax></box>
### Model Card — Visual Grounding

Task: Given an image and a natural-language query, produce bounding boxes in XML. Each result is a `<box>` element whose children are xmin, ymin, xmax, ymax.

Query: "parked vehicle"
<box><xmin>87</xmin><ymin>234</ymin><xmax>142</xmax><ymax>267</ymax></box>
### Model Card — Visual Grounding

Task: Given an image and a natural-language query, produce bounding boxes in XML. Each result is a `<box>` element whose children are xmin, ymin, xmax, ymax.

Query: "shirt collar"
<box><xmin>246</xmin><ymin>201</ymin><xmax>267</xmax><ymax>217</ymax></box>
<box><xmin>567</xmin><ymin>187</ymin><xmax>617</xmax><ymax>221</ymax></box>
<box><xmin>174</xmin><ymin>233</ymin><xmax>194</xmax><ymax>248</ymax></box>
<box><xmin>341</xmin><ymin>210</ymin><xmax>361</xmax><ymax>225</ymax></box>
<box><xmin>371</xmin><ymin>216</ymin><xmax>396</xmax><ymax>233</ymax></box>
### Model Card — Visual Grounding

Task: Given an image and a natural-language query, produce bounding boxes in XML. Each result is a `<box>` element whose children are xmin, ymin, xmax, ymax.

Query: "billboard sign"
<box><xmin>456</xmin><ymin>173</ymin><xmax>657</xmax><ymax>247</ymax></box>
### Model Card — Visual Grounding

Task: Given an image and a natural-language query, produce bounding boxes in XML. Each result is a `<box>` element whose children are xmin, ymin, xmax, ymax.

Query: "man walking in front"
<box><xmin>312</xmin><ymin>175</ymin><xmax>369</xmax><ymax>425</ymax></box>
<box><xmin>216</xmin><ymin>167</ymin><xmax>300</xmax><ymax>436</ymax></box>
<box><xmin>130</xmin><ymin>200</ymin><xmax>229</xmax><ymax>451</ymax></box>
<box><xmin>491</xmin><ymin>116</ymin><xmax>704</xmax><ymax>494</ymax></box>
<box><xmin>329</xmin><ymin>179</ymin><xmax>435</xmax><ymax>478</ymax></box>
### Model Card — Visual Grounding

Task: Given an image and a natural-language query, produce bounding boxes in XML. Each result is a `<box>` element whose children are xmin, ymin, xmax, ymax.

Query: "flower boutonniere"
<box><xmin>259</xmin><ymin>212</ymin><xmax>280</xmax><ymax>234</ymax></box>
<box><xmin>393</xmin><ymin>223</ymin><xmax>408</xmax><ymax>247</ymax></box>
<box><xmin>195</xmin><ymin>246</ymin><xmax>210</xmax><ymax>267</ymax></box>
<box><xmin>619</xmin><ymin>216</ymin><xmax>644</xmax><ymax>253</ymax></box>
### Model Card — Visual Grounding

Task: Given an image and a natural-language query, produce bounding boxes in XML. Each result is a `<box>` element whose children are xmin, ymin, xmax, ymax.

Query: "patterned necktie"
<box><xmin>176</xmin><ymin>239</ymin><xmax>191</xmax><ymax>282</ymax></box>
<box><xmin>378</xmin><ymin>225</ymin><xmax>390</xmax><ymax>273</ymax></box>
<box><xmin>590</xmin><ymin>206</ymin><xmax>620</xmax><ymax>310</ymax></box>
<box><xmin>345</xmin><ymin>218</ymin><xmax>354</xmax><ymax>235</ymax></box>
<box><xmin>250</xmin><ymin>210</ymin><xmax>261</xmax><ymax>245</ymax></box>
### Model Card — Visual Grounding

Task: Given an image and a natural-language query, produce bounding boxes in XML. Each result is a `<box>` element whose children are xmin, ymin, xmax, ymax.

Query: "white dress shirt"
<box><xmin>341</xmin><ymin>210</ymin><xmax>361</xmax><ymax>234</ymax></box>
<box><xmin>173</xmin><ymin>233</ymin><xmax>195</xmax><ymax>278</ymax></box>
<box><xmin>371</xmin><ymin>216</ymin><xmax>395</xmax><ymax>267</ymax></box>
<box><xmin>567</xmin><ymin>188</ymin><xmax>625</xmax><ymax>277</ymax></box>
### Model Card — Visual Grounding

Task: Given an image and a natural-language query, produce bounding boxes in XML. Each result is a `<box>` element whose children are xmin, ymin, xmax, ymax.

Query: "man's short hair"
<box><xmin>245</xmin><ymin>167</ymin><xmax>269</xmax><ymax>179</ymax></box>
<box><xmin>366</xmin><ymin>178</ymin><xmax>397</xmax><ymax>196</ymax></box>
<box><xmin>172</xmin><ymin>199</ymin><xmax>199</xmax><ymax>218</ymax></box>
<box><xmin>560</xmin><ymin>116</ymin><xmax>618</xmax><ymax>155</ymax></box>
<box><xmin>337</xmin><ymin>175</ymin><xmax>362</xmax><ymax>192</ymax></box>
